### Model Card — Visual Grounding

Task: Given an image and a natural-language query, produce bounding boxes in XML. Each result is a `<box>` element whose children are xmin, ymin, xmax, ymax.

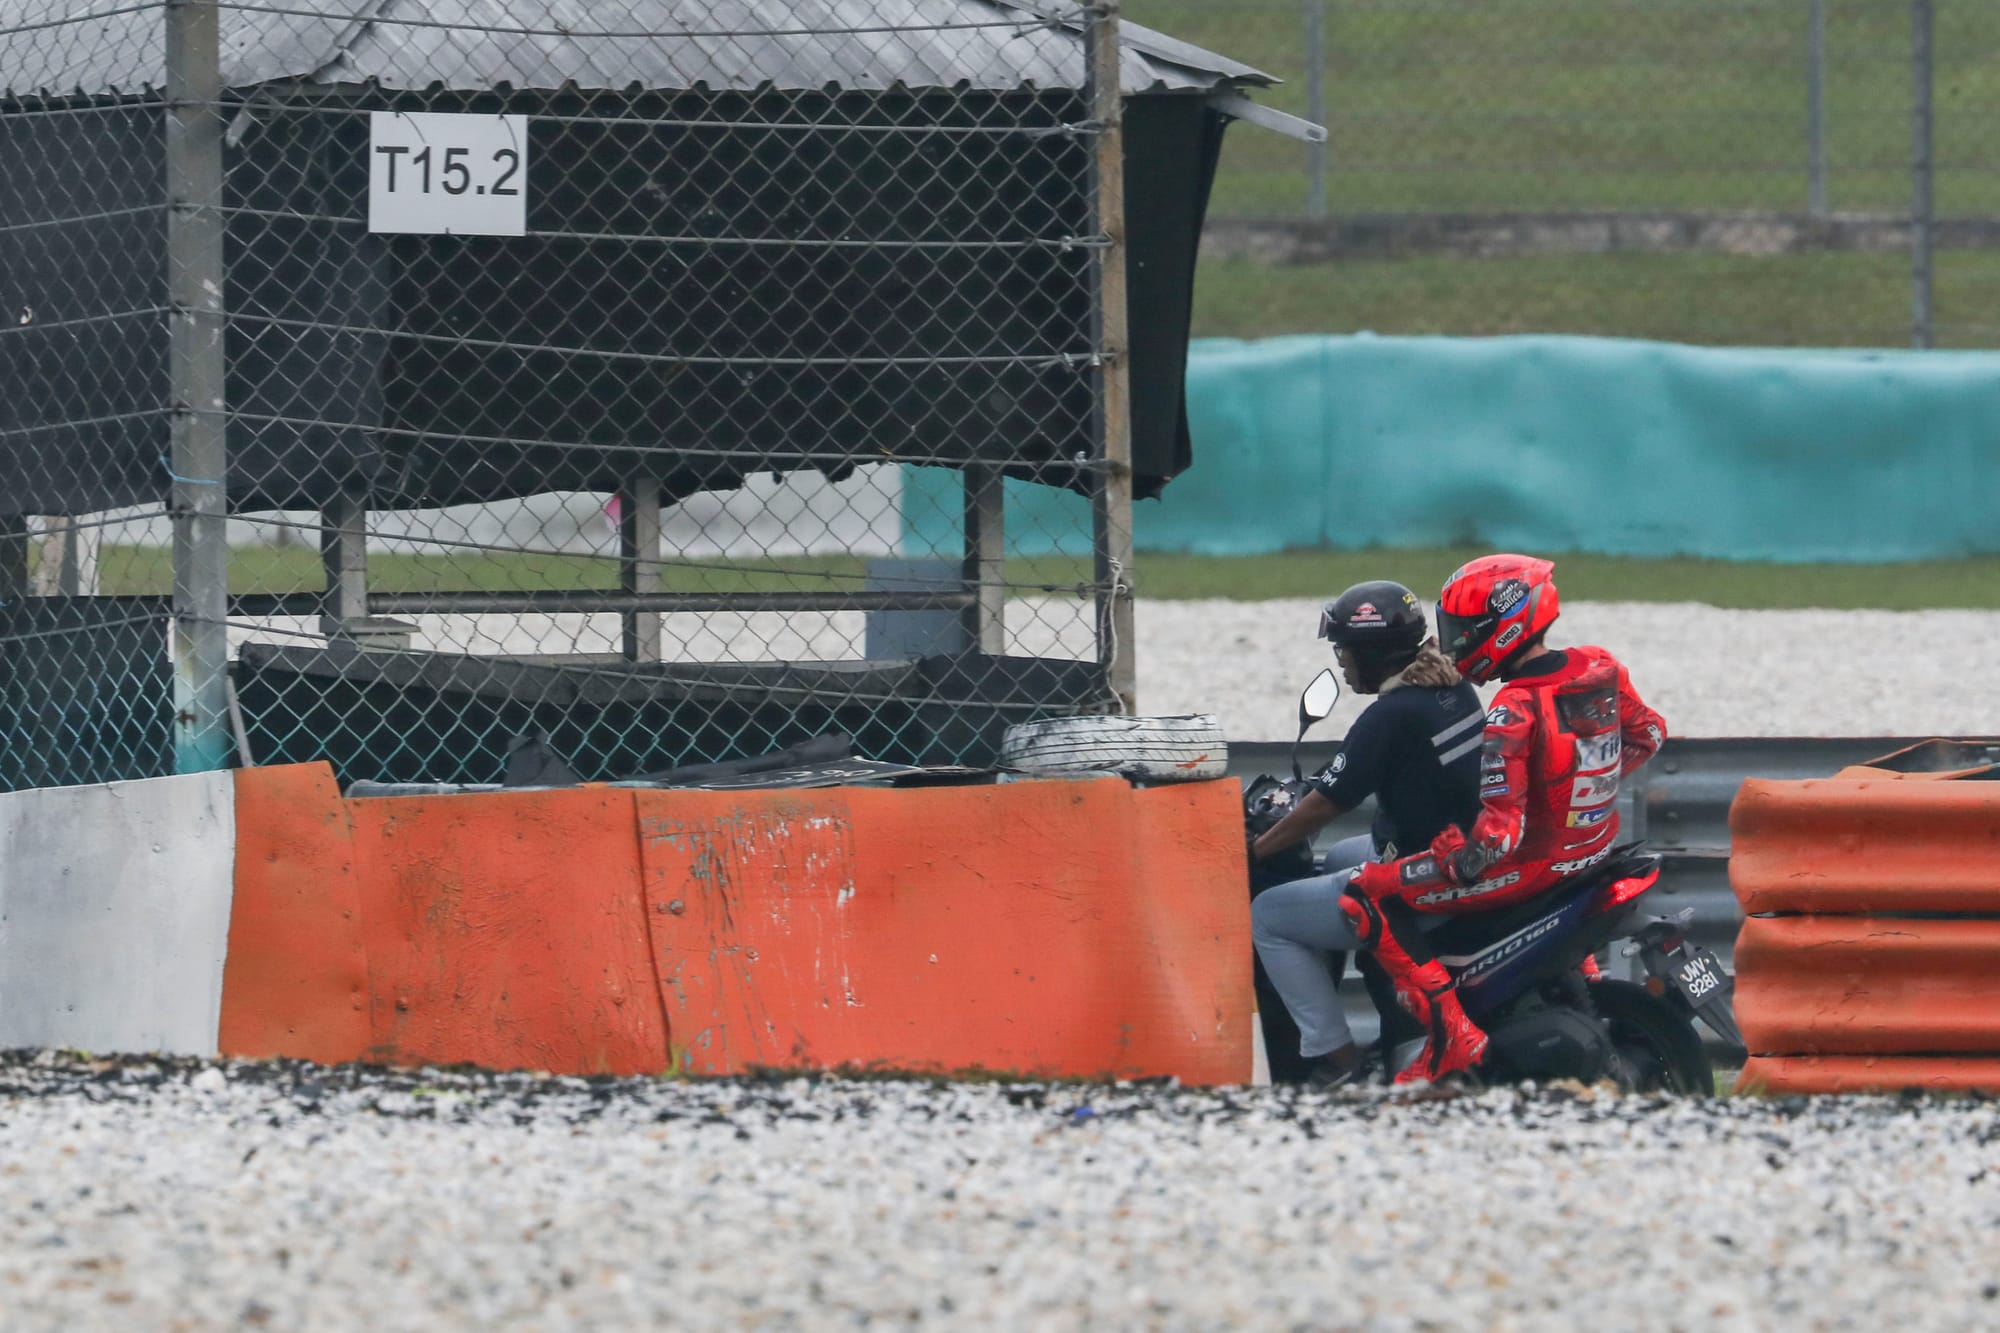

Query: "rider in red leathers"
<box><xmin>1343</xmin><ymin>554</ymin><xmax>1669</xmax><ymax>1085</ymax></box>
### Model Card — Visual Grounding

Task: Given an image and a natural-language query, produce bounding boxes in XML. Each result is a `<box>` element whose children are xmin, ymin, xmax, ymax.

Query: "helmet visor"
<box><xmin>1436</xmin><ymin>607</ymin><xmax>1497</xmax><ymax>663</ymax></box>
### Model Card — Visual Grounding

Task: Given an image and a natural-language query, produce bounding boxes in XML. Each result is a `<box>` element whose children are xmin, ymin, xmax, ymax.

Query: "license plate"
<box><xmin>1674</xmin><ymin>950</ymin><xmax>1727</xmax><ymax>1002</ymax></box>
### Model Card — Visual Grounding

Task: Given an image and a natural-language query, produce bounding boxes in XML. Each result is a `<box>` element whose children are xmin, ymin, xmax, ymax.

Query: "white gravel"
<box><xmin>228</xmin><ymin>598</ymin><xmax>2000</xmax><ymax>742</ymax></box>
<box><xmin>4</xmin><ymin>1054</ymin><xmax>1998</xmax><ymax>1331</ymax></box>
<box><xmin>1134</xmin><ymin>599</ymin><xmax>2000</xmax><ymax>741</ymax></box>
<box><xmin>31</xmin><ymin>600</ymin><xmax>1987</xmax><ymax>1329</ymax></box>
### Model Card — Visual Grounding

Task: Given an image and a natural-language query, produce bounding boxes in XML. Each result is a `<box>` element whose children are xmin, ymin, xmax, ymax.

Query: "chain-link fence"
<box><xmin>1130</xmin><ymin>0</ymin><xmax>1995</xmax><ymax>348</ymax></box>
<box><xmin>1</xmin><ymin>1</ymin><xmax>1253</xmax><ymax>793</ymax></box>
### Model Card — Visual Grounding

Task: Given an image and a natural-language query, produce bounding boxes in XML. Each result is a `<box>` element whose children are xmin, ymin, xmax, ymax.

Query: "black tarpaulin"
<box><xmin>2</xmin><ymin>0</ymin><xmax>1254</xmax><ymax>516</ymax></box>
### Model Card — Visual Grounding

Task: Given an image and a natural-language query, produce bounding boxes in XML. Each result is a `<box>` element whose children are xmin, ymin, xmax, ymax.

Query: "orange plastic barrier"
<box><xmin>1730</xmin><ymin>765</ymin><xmax>2000</xmax><ymax>1095</ymax></box>
<box><xmin>1736</xmin><ymin>916</ymin><xmax>2000</xmax><ymax>1056</ymax></box>
<box><xmin>1731</xmin><ymin>778</ymin><xmax>2000</xmax><ymax>915</ymax></box>
<box><xmin>218</xmin><ymin>765</ymin><xmax>1251</xmax><ymax>1084</ymax></box>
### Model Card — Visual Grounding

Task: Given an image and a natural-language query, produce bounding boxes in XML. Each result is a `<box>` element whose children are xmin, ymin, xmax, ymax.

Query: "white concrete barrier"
<box><xmin>0</xmin><ymin>773</ymin><xmax>236</xmax><ymax>1055</ymax></box>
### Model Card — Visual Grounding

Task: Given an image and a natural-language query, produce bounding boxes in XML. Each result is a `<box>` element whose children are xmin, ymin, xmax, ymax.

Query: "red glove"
<box><xmin>1349</xmin><ymin>859</ymin><xmax>1401</xmax><ymax>901</ymax></box>
<box><xmin>1428</xmin><ymin>825</ymin><xmax>1472</xmax><ymax>884</ymax></box>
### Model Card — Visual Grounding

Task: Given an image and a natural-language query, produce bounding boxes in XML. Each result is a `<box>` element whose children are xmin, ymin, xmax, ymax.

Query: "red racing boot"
<box><xmin>1338</xmin><ymin>887</ymin><xmax>1490</xmax><ymax>1086</ymax></box>
<box><xmin>1391</xmin><ymin>959</ymin><xmax>1489</xmax><ymax>1087</ymax></box>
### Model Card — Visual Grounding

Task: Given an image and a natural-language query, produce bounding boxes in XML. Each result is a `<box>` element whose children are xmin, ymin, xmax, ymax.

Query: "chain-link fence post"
<box><xmin>1087</xmin><ymin>0</ymin><xmax>1137</xmax><ymax>716</ymax></box>
<box><xmin>1910</xmin><ymin>0</ymin><xmax>1934</xmax><ymax>350</ymax></box>
<box><xmin>164</xmin><ymin>0</ymin><xmax>232</xmax><ymax>772</ymax></box>
<box><xmin>1807</xmin><ymin>0</ymin><xmax>1827</xmax><ymax>216</ymax></box>
<box><xmin>1305</xmin><ymin>0</ymin><xmax>1328</xmax><ymax>220</ymax></box>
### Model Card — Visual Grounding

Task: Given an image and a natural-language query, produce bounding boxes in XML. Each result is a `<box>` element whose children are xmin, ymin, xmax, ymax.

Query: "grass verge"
<box><xmin>1126</xmin><ymin>548</ymin><xmax>2000</xmax><ymax>610</ymax></box>
<box><xmin>1189</xmin><ymin>251</ymin><xmax>2000</xmax><ymax>348</ymax></box>
<box><xmin>78</xmin><ymin>545</ymin><xmax>2000</xmax><ymax>612</ymax></box>
<box><xmin>1124</xmin><ymin>0</ymin><xmax>2000</xmax><ymax>218</ymax></box>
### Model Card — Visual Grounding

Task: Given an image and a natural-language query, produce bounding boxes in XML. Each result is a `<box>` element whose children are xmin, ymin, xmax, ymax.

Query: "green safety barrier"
<box><xmin>904</xmin><ymin>335</ymin><xmax>2000</xmax><ymax>563</ymax></box>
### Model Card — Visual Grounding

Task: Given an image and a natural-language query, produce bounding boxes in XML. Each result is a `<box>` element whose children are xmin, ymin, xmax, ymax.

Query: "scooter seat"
<box><xmin>1421</xmin><ymin>844</ymin><xmax>1658</xmax><ymax>956</ymax></box>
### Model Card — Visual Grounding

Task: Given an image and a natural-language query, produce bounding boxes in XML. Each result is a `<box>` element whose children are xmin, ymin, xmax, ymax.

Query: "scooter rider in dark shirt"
<box><xmin>1248</xmin><ymin>581</ymin><xmax>1483</xmax><ymax>1086</ymax></box>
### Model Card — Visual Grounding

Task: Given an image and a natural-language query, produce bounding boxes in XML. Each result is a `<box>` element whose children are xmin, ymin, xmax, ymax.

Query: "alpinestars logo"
<box><xmin>1414</xmin><ymin>870</ymin><xmax>1520</xmax><ymax>906</ymax></box>
<box><xmin>1551</xmin><ymin>845</ymin><xmax>1614</xmax><ymax>875</ymax></box>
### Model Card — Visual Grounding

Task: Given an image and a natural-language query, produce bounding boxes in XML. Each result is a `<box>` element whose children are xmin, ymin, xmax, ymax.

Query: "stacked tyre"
<box><xmin>999</xmin><ymin>715</ymin><xmax>1228</xmax><ymax>783</ymax></box>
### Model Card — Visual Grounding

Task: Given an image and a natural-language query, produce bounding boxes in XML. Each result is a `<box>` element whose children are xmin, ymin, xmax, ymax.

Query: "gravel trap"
<box><xmin>4</xmin><ymin>1052</ymin><xmax>1999</xmax><ymax>1330</ymax></box>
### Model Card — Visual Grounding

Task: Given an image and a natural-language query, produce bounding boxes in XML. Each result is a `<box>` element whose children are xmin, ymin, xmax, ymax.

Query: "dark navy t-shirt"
<box><xmin>1307</xmin><ymin>680</ymin><xmax>1484</xmax><ymax>856</ymax></box>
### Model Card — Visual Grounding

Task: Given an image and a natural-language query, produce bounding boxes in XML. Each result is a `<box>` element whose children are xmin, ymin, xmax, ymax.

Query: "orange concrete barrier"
<box><xmin>345</xmin><ymin>787</ymin><xmax>670</xmax><ymax>1076</ymax></box>
<box><xmin>221</xmin><ymin>764</ymin><xmax>371</xmax><ymax>1065</ymax></box>
<box><xmin>1731</xmin><ymin>778</ymin><xmax>2000</xmax><ymax>915</ymax></box>
<box><xmin>1730</xmin><ymin>763</ymin><xmax>2000</xmax><ymax>1094</ymax></box>
<box><xmin>1736</xmin><ymin>916</ymin><xmax>2000</xmax><ymax>1056</ymax></box>
<box><xmin>1739</xmin><ymin>1055</ymin><xmax>2000</xmax><ymax>1096</ymax></box>
<box><xmin>216</xmin><ymin>764</ymin><xmax>1251</xmax><ymax>1084</ymax></box>
<box><xmin>635</xmin><ymin>778</ymin><xmax>1249</xmax><ymax>1083</ymax></box>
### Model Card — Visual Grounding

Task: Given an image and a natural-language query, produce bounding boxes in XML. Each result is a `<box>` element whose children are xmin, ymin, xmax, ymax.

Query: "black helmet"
<box><xmin>1319</xmin><ymin>580</ymin><xmax>1427</xmax><ymax>691</ymax></box>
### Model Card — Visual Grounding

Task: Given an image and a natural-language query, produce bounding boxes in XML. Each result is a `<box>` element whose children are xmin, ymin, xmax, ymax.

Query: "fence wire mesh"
<box><xmin>1132</xmin><ymin>0</ymin><xmax>1994</xmax><ymax>348</ymax></box>
<box><xmin>2</xmin><ymin>0</ymin><xmax>1140</xmax><ymax>792</ymax></box>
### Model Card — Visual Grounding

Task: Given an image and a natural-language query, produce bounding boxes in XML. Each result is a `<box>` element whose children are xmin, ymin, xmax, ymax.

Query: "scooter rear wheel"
<box><xmin>1592</xmin><ymin>979</ymin><xmax>1714</xmax><ymax>1096</ymax></box>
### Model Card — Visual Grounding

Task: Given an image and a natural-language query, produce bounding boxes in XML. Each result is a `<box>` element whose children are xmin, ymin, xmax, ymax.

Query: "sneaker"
<box><xmin>1303</xmin><ymin>1045</ymin><xmax>1367</xmax><ymax>1090</ymax></box>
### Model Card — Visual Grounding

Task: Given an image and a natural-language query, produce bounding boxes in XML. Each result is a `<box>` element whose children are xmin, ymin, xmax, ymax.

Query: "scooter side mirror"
<box><xmin>1292</xmin><ymin>668</ymin><xmax>1341</xmax><ymax>779</ymax></box>
<box><xmin>1300</xmin><ymin>668</ymin><xmax>1341</xmax><ymax>726</ymax></box>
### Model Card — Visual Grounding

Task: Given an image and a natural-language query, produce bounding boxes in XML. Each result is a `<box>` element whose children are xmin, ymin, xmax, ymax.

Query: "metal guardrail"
<box><xmin>1230</xmin><ymin>735</ymin><xmax>1983</xmax><ymax>966</ymax></box>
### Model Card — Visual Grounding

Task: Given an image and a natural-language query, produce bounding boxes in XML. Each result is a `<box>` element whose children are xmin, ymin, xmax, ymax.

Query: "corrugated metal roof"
<box><xmin>2</xmin><ymin>1</ymin><xmax>1274</xmax><ymax>101</ymax></box>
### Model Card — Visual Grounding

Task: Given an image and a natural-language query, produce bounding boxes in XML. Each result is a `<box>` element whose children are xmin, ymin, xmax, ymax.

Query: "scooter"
<box><xmin>1245</xmin><ymin>669</ymin><xmax>1742</xmax><ymax>1093</ymax></box>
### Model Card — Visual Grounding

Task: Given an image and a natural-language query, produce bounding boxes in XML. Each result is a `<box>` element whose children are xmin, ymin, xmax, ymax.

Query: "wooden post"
<box><xmin>961</xmin><ymin>464</ymin><xmax>1006</xmax><ymax>654</ymax></box>
<box><xmin>32</xmin><ymin>518</ymin><xmax>96</xmax><ymax>597</ymax></box>
<box><xmin>319</xmin><ymin>493</ymin><xmax>369</xmax><ymax>639</ymax></box>
<box><xmin>31</xmin><ymin>521</ymin><xmax>67</xmax><ymax>597</ymax></box>
<box><xmin>621</xmin><ymin>479</ymin><xmax>663</xmax><ymax>662</ymax></box>
<box><xmin>1086</xmin><ymin>1</ymin><xmax>1137</xmax><ymax>714</ymax></box>
<box><xmin>0</xmin><ymin>516</ymin><xmax>27</xmax><ymax>602</ymax></box>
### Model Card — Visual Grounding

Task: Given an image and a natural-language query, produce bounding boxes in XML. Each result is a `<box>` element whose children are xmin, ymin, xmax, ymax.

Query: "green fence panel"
<box><xmin>905</xmin><ymin>335</ymin><xmax>2000</xmax><ymax>563</ymax></box>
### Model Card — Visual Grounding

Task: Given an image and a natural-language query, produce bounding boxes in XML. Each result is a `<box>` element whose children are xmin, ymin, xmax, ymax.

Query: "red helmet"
<box><xmin>1436</xmin><ymin>554</ymin><xmax>1559</xmax><ymax>684</ymax></box>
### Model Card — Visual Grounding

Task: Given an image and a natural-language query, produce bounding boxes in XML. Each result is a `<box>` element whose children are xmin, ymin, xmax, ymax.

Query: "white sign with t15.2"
<box><xmin>368</xmin><ymin>112</ymin><xmax>529</xmax><ymax>236</ymax></box>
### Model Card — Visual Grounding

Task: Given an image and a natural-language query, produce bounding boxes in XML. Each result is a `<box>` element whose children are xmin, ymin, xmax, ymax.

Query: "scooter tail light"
<box><xmin>1591</xmin><ymin>869</ymin><xmax>1661</xmax><ymax>916</ymax></box>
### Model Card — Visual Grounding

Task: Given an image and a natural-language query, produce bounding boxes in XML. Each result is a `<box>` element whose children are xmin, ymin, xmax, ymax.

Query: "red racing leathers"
<box><xmin>1398</xmin><ymin>644</ymin><xmax>1667</xmax><ymax>911</ymax></box>
<box><xmin>1341</xmin><ymin>645</ymin><xmax>1668</xmax><ymax>1082</ymax></box>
